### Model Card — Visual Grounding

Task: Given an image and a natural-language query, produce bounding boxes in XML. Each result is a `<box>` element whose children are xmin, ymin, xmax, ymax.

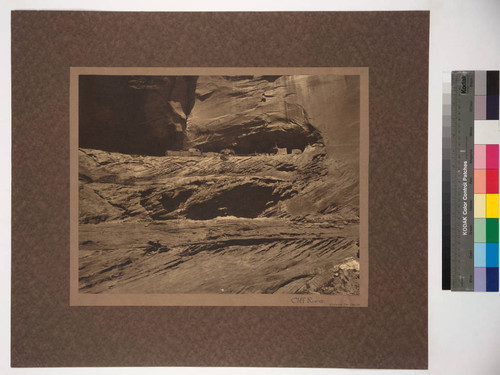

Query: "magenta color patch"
<box><xmin>475</xmin><ymin>144</ymin><xmax>487</xmax><ymax>169</ymax></box>
<box><xmin>486</xmin><ymin>144</ymin><xmax>499</xmax><ymax>169</ymax></box>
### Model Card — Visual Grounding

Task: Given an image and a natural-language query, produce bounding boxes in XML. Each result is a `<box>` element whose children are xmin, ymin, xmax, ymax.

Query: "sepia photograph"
<box><xmin>70</xmin><ymin>67</ymin><xmax>368</xmax><ymax>306</ymax></box>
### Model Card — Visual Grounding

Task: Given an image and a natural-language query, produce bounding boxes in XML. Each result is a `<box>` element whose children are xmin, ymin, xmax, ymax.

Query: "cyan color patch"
<box><xmin>474</xmin><ymin>243</ymin><xmax>487</xmax><ymax>267</ymax></box>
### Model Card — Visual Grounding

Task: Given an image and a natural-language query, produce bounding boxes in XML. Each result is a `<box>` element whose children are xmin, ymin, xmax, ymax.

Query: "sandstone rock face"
<box><xmin>186</xmin><ymin>75</ymin><xmax>323</xmax><ymax>154</ymax></box>
<box><xmin>279</xmin><ymin>75</ymin><xmax>360</xmax><ymax>170</ymax></box>
<box><xmin>78</xmin><ymin>146</ymin><xmax>360</xmax><ymax>294</ymax></box>
<box><xmin>187</xmin><ymin>75</ymin><xmax>359</xmax><ymax>162</ymax></box>
<box><xmin>79</xmin><ymin>75</ymin><xmax>357</xmax><ymax>157</ymax></box>
<box><xmin>78</xmin><ymin>145</ymin><xmax>358</xmax><ymax>225</ymax></box>
<box><xmin>78</xmin><ymin>73</ymin><xmax>361</xmax><ymax>296</ymax></box>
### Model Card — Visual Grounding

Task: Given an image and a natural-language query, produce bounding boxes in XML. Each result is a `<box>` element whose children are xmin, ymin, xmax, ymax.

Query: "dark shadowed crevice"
<box><xmin>185</xmin><ymin>183</ymin><xmax>280</xmax><ymax>220</ymax></box>
<box><xmin>79</xmin><ymin>75</ymin><xmax>198</xmax><ymax>156</ymax></box>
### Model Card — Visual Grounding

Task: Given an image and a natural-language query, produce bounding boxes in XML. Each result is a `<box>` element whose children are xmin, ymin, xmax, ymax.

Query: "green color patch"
<box><xmin>486</xmin><ymin>218</ymin><xmax>499</xmax><ymax>243</ymax></box>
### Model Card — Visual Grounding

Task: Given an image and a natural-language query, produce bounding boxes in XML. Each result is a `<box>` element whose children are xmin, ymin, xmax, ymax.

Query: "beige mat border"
<box><xmin>69</xmin><ymin>66</ymin><xmax>369</xmax><ymax>307</ymax></box>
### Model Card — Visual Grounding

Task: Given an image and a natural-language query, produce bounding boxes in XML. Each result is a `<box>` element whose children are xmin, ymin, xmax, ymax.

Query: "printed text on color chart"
<box><xmin>463</xmin><ymin>160</ymin><xmax>469</xmax><ymax>235</ymax></box>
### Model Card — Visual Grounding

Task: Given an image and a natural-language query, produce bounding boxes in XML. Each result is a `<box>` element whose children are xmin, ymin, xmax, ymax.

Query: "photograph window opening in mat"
<box><xmin>69</xmin><ymin>67</ymin><xmax>369</xmax><ymax>307</ymax></box>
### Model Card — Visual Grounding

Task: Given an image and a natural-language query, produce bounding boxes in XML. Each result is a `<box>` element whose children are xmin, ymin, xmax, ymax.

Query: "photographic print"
<box><xmin>70</xmin><ymin>67</ymin><xmax>368</xmax><ymax>306</ymax></box>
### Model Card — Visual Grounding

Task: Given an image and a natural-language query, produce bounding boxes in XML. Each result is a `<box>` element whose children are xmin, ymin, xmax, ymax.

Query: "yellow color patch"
<box><xmin>475</xmin><ymin>194</ymin><xmax>487</xmax><ymax>218</ymax></box>
<box><xmin>486</xmin><ymin>194</ymin><xmax>499</xmax><ymax>218</ymax></box>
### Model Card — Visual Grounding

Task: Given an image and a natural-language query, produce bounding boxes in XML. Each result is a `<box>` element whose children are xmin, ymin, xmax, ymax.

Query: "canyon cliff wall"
<box><xmin>79</xmin><ymin>74</ymin><xmax>358</xmax><ymax>158</ymax></box>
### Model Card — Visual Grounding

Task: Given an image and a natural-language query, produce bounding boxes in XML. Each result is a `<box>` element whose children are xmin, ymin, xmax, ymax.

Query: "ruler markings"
<box><xmin>451</xmin><ymin>71</ymin><xmax>475</xmax><ymax>291</ymax></box>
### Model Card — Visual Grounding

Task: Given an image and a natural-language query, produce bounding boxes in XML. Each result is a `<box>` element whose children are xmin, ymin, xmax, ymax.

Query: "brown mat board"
<box><xmin>11</xmin><ymin>11</ymin><xmax>428</xmax><ymax>368</ymax></box>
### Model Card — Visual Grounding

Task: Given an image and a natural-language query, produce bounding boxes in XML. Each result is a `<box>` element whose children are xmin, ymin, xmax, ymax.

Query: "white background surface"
<box><xmin>1</xmin><ymin>0</ymin><xmax>500</xmax><ymax>374</ymax></box>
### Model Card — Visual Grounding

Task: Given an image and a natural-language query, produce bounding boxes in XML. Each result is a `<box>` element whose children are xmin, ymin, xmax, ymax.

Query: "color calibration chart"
<box><xmin>444</xmin><ymin>71</ymin><xmax>500</xmax><ymax>291</ymax></box>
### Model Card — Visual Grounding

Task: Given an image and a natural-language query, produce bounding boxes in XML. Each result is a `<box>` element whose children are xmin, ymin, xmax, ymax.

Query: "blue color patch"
<box><xmin>486</xmin><ymin>267</ymin><xmax>499</xmax><ymax>292</ymax></box>
<box><xmin>486</xmin><ymin>95</ymin><xmax>499</xmax><ymax>120</ymax></box>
